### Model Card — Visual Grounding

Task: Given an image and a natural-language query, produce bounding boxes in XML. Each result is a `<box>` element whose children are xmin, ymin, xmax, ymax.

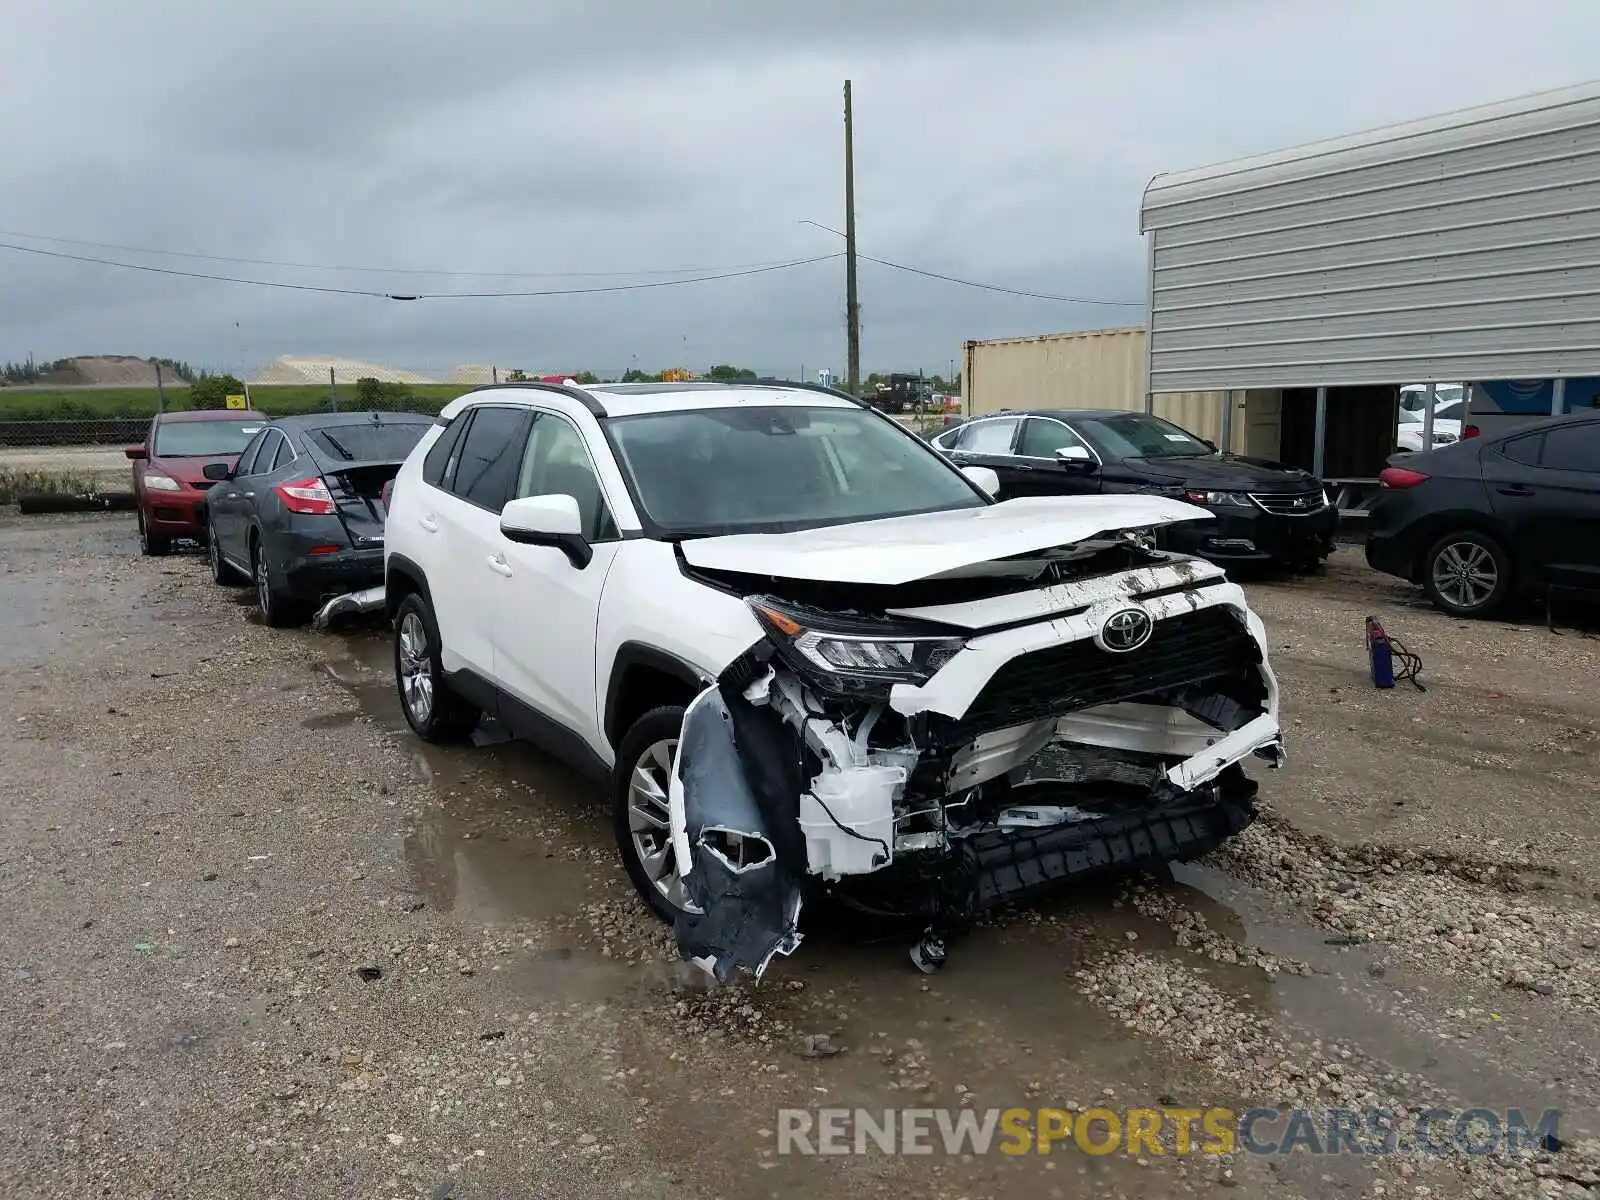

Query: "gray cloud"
<box><xmin>3</xmin><ymin>0</ymin><xmax>1598</xmax><ymax>377</ymax></box>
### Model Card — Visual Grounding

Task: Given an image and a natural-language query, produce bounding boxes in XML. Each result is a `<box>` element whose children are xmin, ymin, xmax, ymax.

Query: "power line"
<box><xmin>797</xmin><ymin>218</ymin><xmax>1141</xmax><ymax>306</ymax></box>
<box><xmin>864</xmin><ymin>254</ymin><xmax>1143</xmax><ymax>306</ymax></box>
<box><xmin>0</xmin><ymin>241</ymin><xmax>843</xmax><ymax>299</ymax></box>
<box><xmin>0</xmin><ymin>228</ymin><xmax>819</xmax><ymax>279</ymax></box>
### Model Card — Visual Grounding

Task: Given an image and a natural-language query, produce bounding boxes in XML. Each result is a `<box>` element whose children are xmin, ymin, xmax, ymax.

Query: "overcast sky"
<box><xmin>2</xmin><ymin>0</ymin><xmax>1597</xmax><ymax>380</ymax></box>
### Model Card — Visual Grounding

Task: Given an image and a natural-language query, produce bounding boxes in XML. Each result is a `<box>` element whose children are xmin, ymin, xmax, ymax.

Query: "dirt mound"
<box><xmin>49</xmin><ymin>356</ymin><xmax>169</xmax><ymax>386</ymax></box>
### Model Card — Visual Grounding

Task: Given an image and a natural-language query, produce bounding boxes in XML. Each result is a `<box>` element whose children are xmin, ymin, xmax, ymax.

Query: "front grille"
<box><xmin>950</xmin><ymin>606</ymin><xmax>1260</xmax><ymax>737</ymax></box>
<box><xmin>193</xmin><ymin>480</ymin><xmax>217</xmax><ymax>491</ymax></box>
<box><xmin>1248</xmin><ymin>490</ymin><xmax>1325</xmax><ymax>515</ymax></box>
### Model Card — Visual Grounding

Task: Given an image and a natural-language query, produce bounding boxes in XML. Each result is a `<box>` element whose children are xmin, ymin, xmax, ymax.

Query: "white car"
<box><xmin>1396</xmin><ymin>404</ymin><xmax>1462</xmax><ymax>453</ymax></box>
<box><xmin>381</xmin><ymin>380</ymin><xmax>1285</xmax><ymax>980</ymax></box>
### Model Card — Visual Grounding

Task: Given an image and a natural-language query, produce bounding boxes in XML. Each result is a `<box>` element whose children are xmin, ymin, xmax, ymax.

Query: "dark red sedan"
<box><xmin>125</xmin><ymin>409</ymin><xmax>267</xmax><ymax>555</ymax></box>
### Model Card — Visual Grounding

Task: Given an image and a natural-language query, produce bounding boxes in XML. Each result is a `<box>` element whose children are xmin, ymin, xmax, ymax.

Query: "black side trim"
<box><xmin>442</xmin><ymin>665</ymin><xmax>498</xmax><ymax>718</ymax></box>
<box><xmin>465</xmin><ymin>382</ymin><xmax>607</xmax><ymax>417</ymax></box>
<box><xmin>385</xmin><ymin>553</ymin><xmax>432</xmax><ymax>617</ymax></box>
<box><xmin>495</xmin><ymin>688</ymin><xmax>610</xmax><ymax>783</ymax></box>
<box><xmin>603</xmin><ymin>642</ymin><xmax>711</xmax><ymax>747</ymax></box>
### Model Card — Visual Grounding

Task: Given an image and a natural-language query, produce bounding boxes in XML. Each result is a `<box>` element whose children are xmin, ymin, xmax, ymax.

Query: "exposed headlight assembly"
<box><xmin>747</xmin><ymin>596</ymin><xmax>964</xmax><ymax>698</ymax></box>
<box><xmin>1181</xmin><ymin>489</ymin><xmax>1252</xmax><ymax>507</ymax></box>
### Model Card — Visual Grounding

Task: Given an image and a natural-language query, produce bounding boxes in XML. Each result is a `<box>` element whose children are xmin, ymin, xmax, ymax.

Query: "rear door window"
<box><xmin>1540</xmin><ymin>422</ymin><xmax>1600</xmax><ymax>474</ymax></box>
<box><xmin>450</xmin><ymin>406</ymin><xmax>533</xmax><ymax>511</ymax></box>
<box><xmin>269</xmin><ymin>434</ymin><xmax>296</xmax><ymax>472</ymax></box>
<box><xmin>1498</xmin><ymin>432</ymin><xmax>1544</xmax><ymax>467</ymax></box>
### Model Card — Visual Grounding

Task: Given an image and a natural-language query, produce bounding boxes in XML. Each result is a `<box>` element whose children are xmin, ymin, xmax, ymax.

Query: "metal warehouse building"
<box><xmin>967</xmin><ymin>79</ymin><xmax>1600</xmax><ymax>495</ymax></box>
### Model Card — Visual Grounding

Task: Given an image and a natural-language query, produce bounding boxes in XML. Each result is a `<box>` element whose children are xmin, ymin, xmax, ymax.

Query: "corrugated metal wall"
<box><xmin>962</xmin><ymin>327</ymin><xmax>1243</xmax><ymax>450</ymax></box>
<box><xmin>1141</xmin><ymin>80</ymin><xmax>1600</xmax><ymax>391</ymax></box>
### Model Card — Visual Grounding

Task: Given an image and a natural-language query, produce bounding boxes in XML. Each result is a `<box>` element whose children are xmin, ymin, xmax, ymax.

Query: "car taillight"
<box><xmin>1379</xmin><ymin>466</ymin><xmax>1430</xmax><ymax>489</ymax></box>
<box><xmin>1462</xmin><ymin>423</ymin><xmax>1480</xmax><ymax>439</ymax></box>
<box><xmin>380</xmin><ymin>479</ymin><xmax>394</xmax><ymax>509</ymax></box>
<box><xmin>275</xmin><ymin>476</ymin><xmax>336</xmax><ymax>514</ymax></box>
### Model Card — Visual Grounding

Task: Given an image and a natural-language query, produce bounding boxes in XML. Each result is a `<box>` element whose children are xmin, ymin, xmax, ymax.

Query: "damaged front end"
<box><xmin>668</xmin><ymin>540</ymin><xmax>1284</xmax><ymax>983</ymax></box>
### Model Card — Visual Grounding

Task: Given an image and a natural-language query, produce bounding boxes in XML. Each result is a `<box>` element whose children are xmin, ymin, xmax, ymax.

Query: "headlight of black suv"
<box><xmin>746</xmin><ymin>596</ymin><xmax>964</xmax><ymax>700</ymax></box>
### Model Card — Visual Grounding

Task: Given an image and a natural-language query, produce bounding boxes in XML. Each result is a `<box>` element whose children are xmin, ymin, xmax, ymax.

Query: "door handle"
<box><xmin>1013</xmin><ymin>464</ymin><xmax>1034</xmax><ymax>472</ymax></box>
<box><xmin>1496</xmin><ymin>485</ymin><xmax>1533</xmax><ymax>497</ymax></box>
<box><xmin>419</xmin><ymin>514</ymin><xmax>439</xmax><ymax>532</ymax></box>
<box><xmin>487</xmin><ymin>553</ymin><xmax>513</xmax><ymax>577</ymax></box>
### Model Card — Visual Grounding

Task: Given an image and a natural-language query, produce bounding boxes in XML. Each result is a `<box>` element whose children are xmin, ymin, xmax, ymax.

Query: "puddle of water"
<box><xmin>1175</xmin><ymin>862</ymin><xmax>1595</xmax><ymax>1135</ymax></box>
<box><xmin>401</xmin><ymin>809</ymin><xmax>597</xmax><ymax>925</ymax></box>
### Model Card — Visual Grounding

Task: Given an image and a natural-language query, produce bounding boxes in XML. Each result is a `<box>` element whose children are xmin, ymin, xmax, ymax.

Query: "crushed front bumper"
<box><xmin>666</xmin><ymin>561</ymin><xmax>1284</xmax><ymax>982</ymax></box>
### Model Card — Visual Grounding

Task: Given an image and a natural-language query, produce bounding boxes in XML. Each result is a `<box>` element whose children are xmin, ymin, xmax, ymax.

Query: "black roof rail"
<box><xmin>750</xmin><ymin>377</ymin><xmax>869</xmax><ymax>408</ymax></box>
<box><xmin>460</xmin><ymin>380</ymin><xmax>606</xmax><ymax>417</ymax></box>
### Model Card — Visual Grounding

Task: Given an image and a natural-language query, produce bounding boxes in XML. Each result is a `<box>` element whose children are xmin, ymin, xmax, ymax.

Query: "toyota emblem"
<box><xmin>1097</xmin><ymin>606</ymin><xmax>1154</xmax><ymax>653</ymax></box>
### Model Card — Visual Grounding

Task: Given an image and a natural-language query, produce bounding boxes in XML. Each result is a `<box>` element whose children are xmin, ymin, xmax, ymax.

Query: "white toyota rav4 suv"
<box><xmin>383</xmin><ymin>380</ymin><xmax>1285</xmax><ymax>980</ymax></box>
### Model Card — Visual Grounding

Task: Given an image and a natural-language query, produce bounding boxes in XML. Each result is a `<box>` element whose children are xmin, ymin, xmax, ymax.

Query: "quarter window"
<box><xmin>956</xmin><ymin>418</ymin><xmax>1019</xmax><ymax>454</ymax></box>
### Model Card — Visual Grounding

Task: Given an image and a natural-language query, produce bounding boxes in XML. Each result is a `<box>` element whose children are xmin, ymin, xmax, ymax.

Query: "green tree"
<box><xmin>188</xmin><ymin>374</ymin><xmax>246</xmax><ymax>410</ymax></box>
<box><xmin>573</xmin><ymin>371</ymin><xmax>600</xmax><ymax>385</ymax></box>
<box><xmin>621</xmin><ymin>368</ymin><xmax>656</xmax><ymax>383</ymax></box>
<box><xmin>705</xmin><ymin>364</ymin><xmax>757</xmax><ymax>382</ymax></box>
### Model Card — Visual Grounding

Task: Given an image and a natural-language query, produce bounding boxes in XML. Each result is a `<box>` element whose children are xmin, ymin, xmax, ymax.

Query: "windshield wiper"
<box><xmin>320</xmin><ymin>432</ymin><xmax>356</xmax><ymax>461</ymax></box>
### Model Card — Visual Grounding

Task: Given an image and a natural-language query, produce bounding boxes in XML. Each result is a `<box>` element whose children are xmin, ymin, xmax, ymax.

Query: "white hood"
<box><xmin>677</xmin><ymin>495</ymin><xmax>1212</xmax><ymax>586</ymax></box>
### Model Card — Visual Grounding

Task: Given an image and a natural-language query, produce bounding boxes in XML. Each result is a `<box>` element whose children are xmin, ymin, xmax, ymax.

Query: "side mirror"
<box><xmin>124</xmin><ymin>444</ymin><xmax>148</xmax><ymax>461</ymax></box>
<box><xmin>1200</xmin><ymin>439</ymin><xmax>1219</xmax><ymax>453</ymax></box>
<box><xmin>500</xmin><ymin>494</ymin><xmax>592</xmax><ymax>569</ymax></box>
<box><xmin>960</xmin><ymin>465</ymin><xmax>1000</xmax><ymax>497</ymax></box>
<box><xmin>202</xmin><ymin>462</ymin><xmax>233</xmax><ymax>481</ymax></box>
<box><xmin>1054</xmin><ymin>446</ymin><xmax>1095</xmax><ymax>470</ymax></box>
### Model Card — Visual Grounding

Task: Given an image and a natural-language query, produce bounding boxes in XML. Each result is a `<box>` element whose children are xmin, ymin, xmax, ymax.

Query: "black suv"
<box><xmin>932</xmin><ymin>409</ymin><xmax>1336</xmax><ymax>570</ymax></box>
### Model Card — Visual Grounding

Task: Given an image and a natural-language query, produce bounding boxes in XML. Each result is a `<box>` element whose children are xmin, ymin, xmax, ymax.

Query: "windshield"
<box><xmin>607</xmin><ymin>405</ymin><xmax>985</xmax><ymax>535</ymax></box>
<box><xmin>1073</xmin><ymin>413</ymin><xmax>1213</xmax><ymax>459</ymax></box>
<box><xmin>152</xmin><ymin>419</ymin><xmax>264</xmax><ymax>457</ymax></box>
<box><xmin>307</xmin><ymin>421</ymin><xmax>431</xmax><ymax>462</ymax></box>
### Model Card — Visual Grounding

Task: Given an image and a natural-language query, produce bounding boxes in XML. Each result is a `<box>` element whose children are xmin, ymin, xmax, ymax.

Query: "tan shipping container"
<box><xmin>961</xmin><ymin>327</ymin><xmax>1252</xmax><ymax>453</ymax></box>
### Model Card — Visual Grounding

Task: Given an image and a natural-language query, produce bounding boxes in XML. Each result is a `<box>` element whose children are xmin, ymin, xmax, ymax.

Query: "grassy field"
<box><xmin>0</xmin><ymin>383</ymin><xmax>476</xmax><ymax>421</ymax></box>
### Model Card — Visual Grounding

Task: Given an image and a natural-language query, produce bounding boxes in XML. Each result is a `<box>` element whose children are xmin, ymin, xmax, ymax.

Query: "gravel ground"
<box><xmin>2</xmin><ymin>518</ymin><xmax>1598</xmax><ymax>1199</ymax></box>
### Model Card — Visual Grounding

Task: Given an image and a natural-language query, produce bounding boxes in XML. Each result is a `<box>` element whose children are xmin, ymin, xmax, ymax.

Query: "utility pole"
<box><xmin>843</xmin><ymin>79</ymin><xmax>861</xmax><ymax>398</ymax></box>
<box><xmin>154</xmin><ymin>360</ymin><xmax>167</xmax><ymax>413</ymax></box>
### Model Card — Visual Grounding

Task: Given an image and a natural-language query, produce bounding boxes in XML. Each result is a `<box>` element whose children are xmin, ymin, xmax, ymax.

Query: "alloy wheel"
<box><xmin>1431</xmin><ymin>540</ymin><xmax>1498</xmax><ymax>611</ymax></box>
<box><xmin>255</xmin><ymin>551</ymin><xmax>273</xmax><ymax>617</ymax></box>
<box><xmin>397</xmin><ymin>611</ymin><xmax>434</xmax><ymax>725</ymax></box>
<box><xmin>627</xmin><ymin>738</ymin><xmax>685</xmax><ymax>910</ymax></box>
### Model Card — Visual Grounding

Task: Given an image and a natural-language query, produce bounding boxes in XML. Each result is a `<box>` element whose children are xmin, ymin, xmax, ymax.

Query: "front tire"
<box><xmin>393</xmin><ymin>592</ymin><xmax>478</xmax><ymax>742</ymax></box>
<box><xmin>137</xmin><ymin>511</ymin><xmax>170</xmax><ymax>557</ymax></box>
<box><xmin>612</xmin><ymin>705</ymin><xmax>688</xmax><ymax>923</ymax></box>
<box><xmin>1422</xmin><ymin>530</ymin><xmax>1512</xmax><ymax>618</ymax></box>
<box><xmin>208</xmin><ymin>519</ymin><xmax>244</xmax><ymax>584</ymax></box>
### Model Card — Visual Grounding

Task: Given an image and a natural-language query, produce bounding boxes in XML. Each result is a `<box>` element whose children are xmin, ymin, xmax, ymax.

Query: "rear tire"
<box><xmin>137</xmin><ymin>511</ymin><xmax>170</xmax><ymax>557</ymax></box>
<box><xmin>393</xmin><ymin>592</ymin><xmax>478</xmax><ymax>742</ymax></box>
<box><xmin>251</xmin><ymin>534</ymin><xmax>307</xmax><ymax>627</ymax></box>
<box><xmin>1421</xmin><ymin>530</ymin><xmax>1511</xmax><ymax>618</ymax></box>
<box><xmin>612</xmin><ymin>705</ymin><xmax>689</xmax><ymax>923</ymax></box>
